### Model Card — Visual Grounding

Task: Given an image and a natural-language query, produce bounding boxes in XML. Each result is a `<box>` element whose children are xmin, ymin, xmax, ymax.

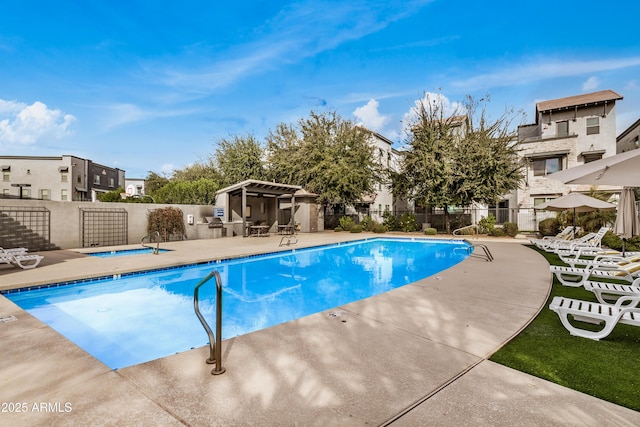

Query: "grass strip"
<box><xmin>489</xmin><ymin>245</ymin><xmax>640</xmax><ymax>411</ymax></box>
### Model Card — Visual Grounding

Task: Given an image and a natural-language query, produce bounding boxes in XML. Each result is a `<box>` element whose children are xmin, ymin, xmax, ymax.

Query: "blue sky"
<box><xmin>2</xmin><ymin>0</ymin><xmax>640</xmax><ymax>178</ymax></box>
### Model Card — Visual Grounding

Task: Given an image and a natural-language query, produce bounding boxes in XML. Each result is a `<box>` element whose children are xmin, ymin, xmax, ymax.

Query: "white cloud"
<box><xmin>625</xmin><ymin>80</ymin><xmax>639</xmax><ymax>90</ymax></box>
<box><xmin>353</xmin><ymin>99</ymin><xmax>389</xmax><ymax>131</ymax></box>
<box><xmin>161</xmin><ymin>163</ymin><xmax>177</xmax><ymax>176</ymax></box>
<box><xmin>150</xmin><ymin>2</ymin><xmax>432</xmax><ymax>93</ymax></box>
<box><xmin>452</xmin><ymin>57</ymin><xmax>640</xmax><ymax>90</ymax></box>
<box><xmin>401</xmin><ymin>92</ymin><xmax>462</xmax><ymax>134</ymax></box>
<box><xmin>0</xmin><ymin>99</ymin><xmax>76</xmax><ymax>145</ymax></box>
<box><xmin>582</xmin><ymin>76</ymin><xmax>600</xmax><ymax>91</ymax></box>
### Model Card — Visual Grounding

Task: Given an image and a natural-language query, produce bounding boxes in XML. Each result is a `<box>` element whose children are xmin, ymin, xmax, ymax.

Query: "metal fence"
<box><xmin>326</xmin><ymin>207</ymin><xmax>553</xmax><ymax>233</ymax></box>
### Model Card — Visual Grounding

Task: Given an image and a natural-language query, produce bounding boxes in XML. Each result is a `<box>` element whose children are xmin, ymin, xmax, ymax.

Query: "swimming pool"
<box><xmin>4</xmin><ymin>237</ymin><xmax>470</xmax><ymax>369</ymax></box>
<box><xmin>87</xmin><ymin>248</ymin><xmax>170</xmax><ymax>257</ymax></box>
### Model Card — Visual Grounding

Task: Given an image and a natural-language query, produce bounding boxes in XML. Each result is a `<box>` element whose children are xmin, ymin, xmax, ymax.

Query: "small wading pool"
<box><xmin>3</xmin><ymin>238</ymin><xmax>471</xmax><ymax>369</ymax></box>
<box><xmin>87</xmin><ymin>248</ymin><xmax>170</xmax><ymax>257</ymax></box>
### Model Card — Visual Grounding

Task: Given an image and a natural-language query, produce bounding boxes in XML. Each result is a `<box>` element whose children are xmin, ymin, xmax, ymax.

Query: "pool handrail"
<box><xmin>141</xmin><ymin>231</ymin><xmax>161</xmax><ymax>254</ymax></box>
<box><xmin>193</xmin><ymin>270</ymin><xmax>226</xmax><ymax>375</ymax></box>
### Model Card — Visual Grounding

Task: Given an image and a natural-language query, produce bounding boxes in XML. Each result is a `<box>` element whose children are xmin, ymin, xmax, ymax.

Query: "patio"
<box><xmin>1</xmin><ymin>233</ymin><xmax>639</xmax><ymax>426</ymax></box>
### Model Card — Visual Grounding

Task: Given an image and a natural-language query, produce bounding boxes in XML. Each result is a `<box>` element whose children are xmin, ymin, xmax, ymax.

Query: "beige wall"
<box><xmin>1</xmin><ymin>199</ymin><xmax>219</xmax><ymax>250</ymax></box>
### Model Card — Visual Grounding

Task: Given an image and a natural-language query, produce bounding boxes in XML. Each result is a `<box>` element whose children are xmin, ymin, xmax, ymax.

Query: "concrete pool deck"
<box><xmin>1</xmin><ymin>233</ymin><xmax>638</xmax><ymax>426</ymax></box>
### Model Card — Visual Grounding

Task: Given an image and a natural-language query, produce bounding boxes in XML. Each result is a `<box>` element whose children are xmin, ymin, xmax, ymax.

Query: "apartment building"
<box><xmin>511</xmin><ymin>90</ymin><xmax>623</xmax><ymax>210</ymax></box>
<box><xmin>0</xmin><ymin>155</ymin><xmax>125</xmax><ymax>201</ymax></box>
<box><xmin>616</xmin><ymin>117</ymin><xmax>640</xmax><ymax>153</ymax></box>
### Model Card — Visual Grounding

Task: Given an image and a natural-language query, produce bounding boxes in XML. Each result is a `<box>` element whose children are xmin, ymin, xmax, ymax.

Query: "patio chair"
<box><xmin>547</xmin><ymin>226</ymin><xmax>610</xmax><ymax>254</ymax></box>
<box><xmin>0</xmin><ymin>246</ymin><xmax>28</xmax><ymax>256</ymax></box>
<box><xmin>583</xmin><ymin>278</ymin><xmax>640</xmax><ymax>304</ymax></box>
<box><xmin>549</xmin><ymin>295</ymin><xmax>640</xmax><ymax>340</ymax></box>
<box><xmin>558</xmin><ymin>246</ymin><xmax>640</xmax><ymax>268</ymax></box>
<box><xmin>559</xmin><ymin>252</ymin><xmax>640</xmax><ymax>269</ymax></box>
<box><xmin>550</xmin><ymin>262</ymin><xmax>640</xmax><ymax>287</ymax></box>
<box><xmin>542</xmin><ymin>232</ymin><xmax>597</xmax><ymax>253</ymax></box>
<box><xmin>3</xmin><ymin>253</ymin><xmax>44</xmax><ymax>269</ymax></box>
<box><xmin>529</xmin><ymin>226</ymin><xmax>576</xmax><ymax>249</ymax></box>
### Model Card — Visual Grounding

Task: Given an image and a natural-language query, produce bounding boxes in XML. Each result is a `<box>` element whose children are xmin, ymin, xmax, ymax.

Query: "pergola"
<box><xmin>215</xmin><ymin>180</ymin><xmax>303</xmax><ymax>237</ymax></box>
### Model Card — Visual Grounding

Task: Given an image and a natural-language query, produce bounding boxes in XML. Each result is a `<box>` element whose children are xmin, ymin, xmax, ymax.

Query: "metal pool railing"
<box><xmin>193</xmin><ymin>270</ymin><xmax>226</xmax><ymax>375</ymax></box>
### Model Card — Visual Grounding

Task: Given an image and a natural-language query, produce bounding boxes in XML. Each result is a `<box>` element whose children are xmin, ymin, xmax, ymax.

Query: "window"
<box><xmin>77</xmin><ymin>175</ymin><xmax>82</xmax><ymax>183</ymax></box>
<box><xmin>94</xmin><ymin>175</ymin><xmax>101</xmax><ymax>185</ymax></box>
<box><xmin>586</xmin><ymin>117</ymin><xmax>600</xmax><ymax>135</ymax></box>
<box><xmin>2</xmin><ymin>189</ymin><xmax>9</xmax><ymax>196</ymax></box>
<box><xmin>557</xmin><ymin>121</ymin><xmax>569</xmax><ymax>137</ymax></box>
<box><xmin>21</xmin><ymin>187</ymin><xmax>30</xmax><ymax>198</ymax></box>
<box><xmin>2</xmin><ymin>165</ymin><xmax>10</xmax><ymax>182</ymax></box>
<box><xmin>534</xmin><ymin>196</ymin><xmax>556</xmax><ymax>206</ymax></box>
<box><xmin>532</xmin><ymin>157</ymin><xmax>562</xmax><ymax>176</ymax></box>
<box><xmin>59</xmin><ymin>166</ymin><xmax>69</xmax><ymax>182</ymax></box>
<box><xmin>40</xmin><ymin>189</ymin><xmax>50</xmax><ymax>200</ymax></box>
<box><xmin>109</xmin><ymin>177</ymin><xmax>115</xmax><ymax>188</ymax></box>
<box><xmin>61</xmin><ymin>189</ymin><xmax>68</xmax><ymax>201</ymax></box>
<box><xmin>583</xmin><ymin>153</ymin><xmax>604</xmax><ymax>163</ymax></box>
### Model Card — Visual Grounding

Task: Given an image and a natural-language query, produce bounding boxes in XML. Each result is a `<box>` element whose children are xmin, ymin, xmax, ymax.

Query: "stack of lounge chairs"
<box><xmin>0</xmin><ymin>247</ymin><xmax>44</xmax><ymax>270</ymax></box>
<box><xmin>545</xmin><ymin>233</ymin><xmax>640</xmax><ymax>340</ymax></box>
<box><xmin>529</xmin><ymin>226</ymin><xmax>578</xmax><ymax>250</ymax></box>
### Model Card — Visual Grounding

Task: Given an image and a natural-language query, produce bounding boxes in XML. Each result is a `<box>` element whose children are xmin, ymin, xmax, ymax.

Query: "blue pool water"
<box><xmin>4</xmin><ymin>238</ymin><xmax>470</xmax><ymax>369</ymax></box>
<box><xmin>88</xmin><ymin>248</ymin><xmax>170</xmax><ymax>257</ymax></box>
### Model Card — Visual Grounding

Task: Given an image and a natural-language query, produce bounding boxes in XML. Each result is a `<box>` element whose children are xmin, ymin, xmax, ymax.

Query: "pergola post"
<box><xmin>242</xmin><ymin>186</ymin><xmax>247</xmax><ymax>238</ymax></box>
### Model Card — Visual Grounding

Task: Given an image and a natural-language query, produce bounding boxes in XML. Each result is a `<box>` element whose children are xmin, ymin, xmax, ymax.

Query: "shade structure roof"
<box><xmin>534</xmin><ymin>192</ymin><xmax>616</xmax><ymax>213</ymax></box>
<box><xmin>216</xmin><ymin>179</ymin><xmax>303</xmax><ymax>197</ymax></box>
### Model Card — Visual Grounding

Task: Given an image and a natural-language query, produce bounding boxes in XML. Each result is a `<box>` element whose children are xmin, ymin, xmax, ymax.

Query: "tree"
<box><xmin>96</xmin><ymin>187</ymin><xmax>125</xmax><ymax>202</ymax></box>
<box><xmin>266</xmin><ymin>110</ymin><xmax>382</xmax><ymax>206</ymax></box>
<box><xmin>172</xmin><ymin>159</ymin><xmax>221</xmax><ymax>183</ymax></box>
<box><xmin>214</xmin><ymin>134</ymin><xmax>266</xmax><ymax>186</ymax></box>
<box><xmin>399</xmin><ymin>93</ymin><xmax>525</xmax><ymax>233</ymax></box>
<box><xmin>145</xmin><ymin>171</ymin><xmax>170</xmax><ymax>194</ymax></box>
<box><xmin>152</xmin><ymin>179</ymin><xmax>219</xmax><ymax>205</ymax></box>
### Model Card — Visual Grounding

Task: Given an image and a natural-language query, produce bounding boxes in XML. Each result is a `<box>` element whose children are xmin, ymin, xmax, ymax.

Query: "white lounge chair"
<box><xmin>1</xmin><ymin>253</ymin><xmax>44</xmax><ymax>270</ymax></box>
<box><xmin>558</xmin><ymin>246</ymin><xmax>640</xmax><ymax>268</ymax></box>
<box><xmin>550</xmin><ymin>262</ymin><xmax>640</xmax><ymax>287</ymax></box>
<box><xmin>549</xmin><ymin>295</ymin><xmax>640</xmax><ymax>340</ymax></box>
<box><xmin>546</xmin><ymin>227</ymin><xmax>610</xmax><ymax>254</ymax></box>
<box><xmin>559</xmin><ymin>252</ymin><xmax>640</xmax><ymax>269</ymax></box>
<box><xmin>0</xmin><ymin>246</ymin><xmax>28</xmax><ymax>256</ymax></box>
<box><xmin>583</xmin><ymin>278</ymin><xmax>640</xmax><ymax>304</ymax></box>
<box><xmin>530</xmin><ymin>226</ymin><xmax>576</xmax><ymax>249</ymax></box>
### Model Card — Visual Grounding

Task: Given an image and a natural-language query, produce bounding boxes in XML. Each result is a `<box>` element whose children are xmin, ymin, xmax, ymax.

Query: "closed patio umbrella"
<box><xmin>613</xmin><ymin>187</ymin><xmax>640</xmax><ymax>255</ymax></box>
<box><xmin>535</xmin><ymin>192</ymin><xmax>616</xmax><ymax>235</ymax></box>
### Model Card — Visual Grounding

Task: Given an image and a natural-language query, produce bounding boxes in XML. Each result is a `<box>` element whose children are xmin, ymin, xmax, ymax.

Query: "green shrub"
<box><xmin>502</xmin><ymin>222</ymin><xmax>518</xmax><ymax>237</ymax></box>
<box><xmin>339</xmin><ymin>216</ymin><xmax>354</xmax><ymax>231</ymax></box>
<box><xmin>478</xmin><ymin>214</ymin><xmax>496</xmax><ymax>234</ymax></box>
<box><xmin>350</xmin><ymin>225</ymin><xmax>363</xmax><ymax>233</ymax></box>
<box><xmin>373</xmin><ymin>224</ymin><xmax>387</xmax><ymax>233</ymax></box>
<box><xmin>489</xmin><ymin>227</ymin><xmax>506</xmax><ymax>237</ymax></box>
<box><xmin>382</xmin><ymin>211</ymin><xmax>398</xmax><ymax>231</ymax></box>
<box><xmin>601</xmin><ymin>231</ymin><xmax>640</xmax><ymax>252</ymax></box>
<box><xmin>334</xmin><ymin>226</ymin><xmax>344</xmax><ymax>232</ymax></box>
<box><xmin>538</xmin><ymin>217</ymin><xmax>560</xmax><ymax>236</ymax></box>
<box><xmin>457</xmin><ymin>227</ymin><xmax>475</xmax><ymax>235</ymax></box>
<box><xmin>424</xmin><ymin>227</ymin><xmax>437</xmax><ymax>235</ymax></box>
<box><xmin>399</xmin><ymin>212</ymin><xmax>417</xmax><ymax>232</ymax></box>
<box><xmin>360</xmin><ymin>215</ymin><xmax>376</xmax><ymax>232</ymax></box>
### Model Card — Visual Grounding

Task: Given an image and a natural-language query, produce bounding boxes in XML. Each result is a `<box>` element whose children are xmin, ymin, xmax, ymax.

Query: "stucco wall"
<box><xmin>0</xmin><ymin>199</ymin><xmax>218</xmax><ymax>250</ymax></box>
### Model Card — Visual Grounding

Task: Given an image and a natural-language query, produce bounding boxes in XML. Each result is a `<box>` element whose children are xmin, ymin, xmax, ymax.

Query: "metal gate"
<box><xmin>80</xmin><ymin>207</ymin><xmax>128</xmax><ymax>248</ymax></box>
